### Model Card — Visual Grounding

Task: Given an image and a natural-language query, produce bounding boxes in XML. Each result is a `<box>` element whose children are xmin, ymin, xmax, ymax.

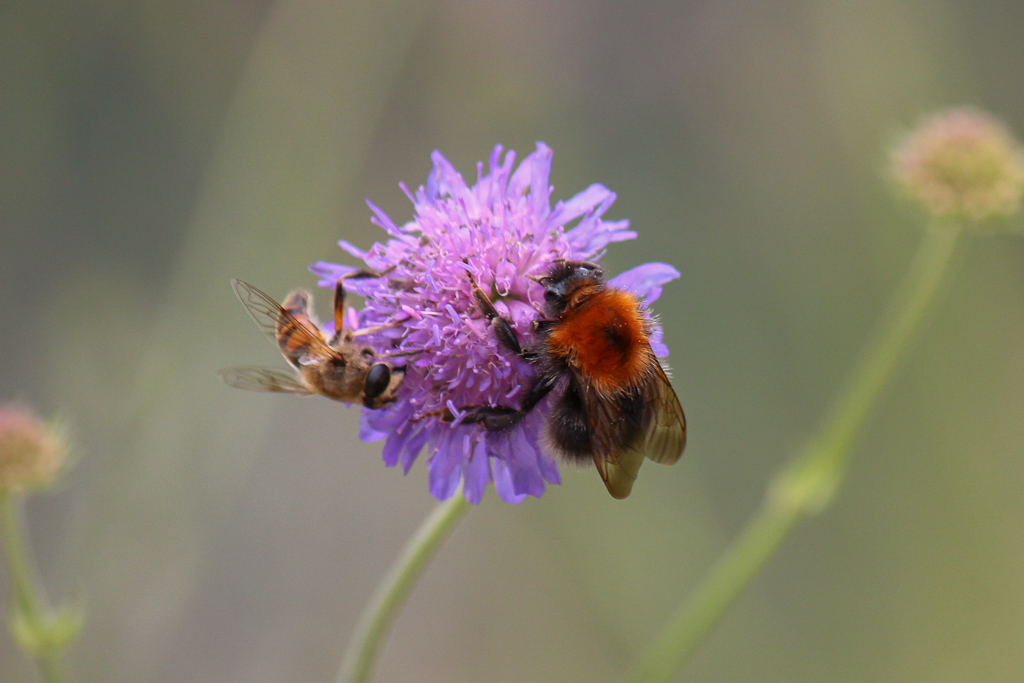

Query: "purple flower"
<box><xmin>312</xmin><ymin>143</ymin><xmax>679</xmax><ymax>504</ymax></box>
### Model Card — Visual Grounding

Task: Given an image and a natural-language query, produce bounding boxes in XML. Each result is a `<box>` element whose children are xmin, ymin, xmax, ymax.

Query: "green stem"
<box><xmin>811</xmin><ymin>220</ymin><xmax>965</xmax><ymax>476</ymax></box>
<box><xmin>336</xmin><ymin>493</ymin><xmax>471</xmax><ymax>683</ymax></box>
<box><xmin>626</xmin><ymin>221</ymin><xmax>964</xmax><ymax>683</ymax></box>
<box><xmin>0</xmin><ymin>491</ymin><xmax>70</xmax><ymax>683</ymax></box>
<box><xmin>625</xmin><ymin>499</ymin><xmax>800</xmax><ymax>683</ymax></box>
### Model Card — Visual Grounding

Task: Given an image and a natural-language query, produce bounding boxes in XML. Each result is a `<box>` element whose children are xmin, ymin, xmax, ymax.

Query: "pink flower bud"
<box><xmin>0</xmin><ymin>406</ymin><xmax>65</xmax><ymax>492</ymax></box>
<box><xmin>893</xmin><ymin>108</ymin><xmax>1024</xmax><ymax>223</ymax></box>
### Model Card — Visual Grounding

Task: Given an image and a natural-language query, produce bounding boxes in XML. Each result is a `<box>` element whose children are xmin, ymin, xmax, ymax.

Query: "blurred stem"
<box><xmin>626</xmin><ymin>221</ymin><xmax>964</xmax><ymax>683</ymax></box>
<box><xmin>336</xmin><ymin>493</ymin><xmax>471</xmax><ymax>683</ymax></box>
<box><xmin>0</xmin><ymin>491</ymin><xmax>70</xmax><ymax>683</ymax></box>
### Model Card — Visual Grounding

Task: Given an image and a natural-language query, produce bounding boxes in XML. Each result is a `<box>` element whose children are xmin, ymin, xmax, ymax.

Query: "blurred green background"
<box><xmin>3</xmin><ymin>0</ymin><xmax>1024</xmax><ymax>681</ymax></box>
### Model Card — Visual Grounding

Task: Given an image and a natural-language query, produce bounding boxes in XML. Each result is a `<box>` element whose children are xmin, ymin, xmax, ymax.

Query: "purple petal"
<box><xmin>428</xmin><ymin>439</ymin><xmax>464</xmax><ymax>501</ymax></box>
<box><xmin>608</xmin><ymin>262</ymin><xmax>680</xmax><ymax>299</ymax></box>
<box><xmin>462</xmin><ymin>438</ymin><xmax>490</xmax><ymax>505</ymax></box>
<box><xmin>509</xmin><ymin>143</ymin><xmax>552</xmax><ymax>217</ymax></box>
<box><xmin>382</xmin><ymin>423</ymin><xmax>419</xmax><ymax>467</ymax></box>
<box><xmin>400</xmin><ymin>428</ymin><xmax>431</xmax><ymax>474</ymax></box>
<box><xmin>360</xmin><ymin>411</ymin><xmax>388</xmax><ymax>442</ymax></box>
<box><xmin>565</xmin><ymin>219</ymin><xmax>636</xmax><ymax>256</ymax></box>
<box><xmin>365</xmin><ymin>200</ymin><xmax>406</xmax><ymax>238</ymax></box>
<box><xmin>338</xmin><ymin>240</ymin><xmax>369</xmax><ymax>260</ymax></box>
<box><xmin>508</xmin><ymin>428</ymin><xmax>546</xmax><ymax>498</ymax></box>
<box><xmin>429</xmin><ymin>150</ymin><xmax>473</xmax><ymax>203</ymax></box>
<box><xmin>550</xmin><ymin>184</ymin><xmax>613</xmax><ymax>229</ymax></box>
<box><xmin>492</xmin><ymin>456</ymin><xmax>528</xmax><ymax>504</ymax></box>
<box><xmin>643</xmin><ymin>286</ymin><xmax>664</xmax><ymax>306</ymax></box>
<box><xmin>310</xmin><ymin>261</ymin><xmax>355</xmax><ymax>288</ymax></box>
<box><xmin>521</xmin><ymin>410</ymin><xmax>561</xmax><ymax>485</ymax></box>
<box><xmin>538</xmin><ymin>454</ymin><xmax>561</xmax><ymax>485</ymax></box>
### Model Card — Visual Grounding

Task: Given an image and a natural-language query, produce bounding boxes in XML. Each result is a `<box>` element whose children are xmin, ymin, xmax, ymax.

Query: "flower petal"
<box><xmin>462</xmin><ymin>438</ymin><xmax>491</xmax><ymax>504</ymax></box>
<box><xmin>608</xmin><ymin>262</ymin><xmax>680</xmax><ymax>298</ymax></box>
<box><xmin>550</xmin><ymin>184</ymin><xmax>613</xmax><ymax>229</ymax></box>
<box><xmin>492</xmin><ymin>456</ymin><xmax>528</xmax><ymax>504</ymax></box>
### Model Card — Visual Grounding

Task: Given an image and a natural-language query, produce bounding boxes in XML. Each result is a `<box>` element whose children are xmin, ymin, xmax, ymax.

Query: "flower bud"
<box><xmin>0</xmin><ymin>406</ymin><xmax>65</xmax><ymax>492</ymax></box>
<box><xmin>892</xmin><ymin>108</ymin><xmax>1024</xmax><ymax>223</ymax></box>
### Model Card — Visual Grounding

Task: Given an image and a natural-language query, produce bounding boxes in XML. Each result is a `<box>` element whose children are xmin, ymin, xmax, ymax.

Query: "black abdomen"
<box><xmin>548</xmin><ymin>382</ymin><xmax>592</xmax><ymax>462</ymax></box>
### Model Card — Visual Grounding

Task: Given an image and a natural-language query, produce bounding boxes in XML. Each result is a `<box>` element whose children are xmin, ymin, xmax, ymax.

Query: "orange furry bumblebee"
<box><xmin>459</xmin><ymin>259</ymin><xmax>686</xmax><ymax>498</ymax></box>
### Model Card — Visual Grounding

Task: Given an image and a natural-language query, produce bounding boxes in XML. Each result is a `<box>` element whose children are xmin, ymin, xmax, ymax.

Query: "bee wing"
<box><xmin>230</xmin><ymin>279</ymin><xmax>336</xmax><ymax>362</ymax></box>
<box><xmin>579</xmin><ymin>349</ymin><xmax>686</xmax><ymax>499</ymax></box>
<box><xmin>219</xmin><ymin>366</ymin><xmax>314</xmax><ymax>394</ymax></box>
<box><xmin>642</xmin><ymin>360</ymin><xmax>687</xmax><ymax>465</ymax></box>
<box><xmin>572</xmin><ymin>375</ymin><xmax>643</xmax><ymax>499</ymax></box>
<box><xmin>592</xmin><ymin>445</ymin><xmax>646</xmax><ymax>500</ymax></box>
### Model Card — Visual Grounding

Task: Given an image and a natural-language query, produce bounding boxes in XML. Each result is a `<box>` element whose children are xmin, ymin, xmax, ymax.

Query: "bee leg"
<box><xmin>460</xmin><ymin>264</ymin><xmax>526</xmax><ymax>357</ymax></box>
<box><xmin>457</xmin><ymin>405</ymin><xmax>525</xmax><ymax>430</ymax></box>
<box><xmin>349</xmin><ymin>320</ymin><xmax>400</xmax><ymax>337</ymax></box>
<box><xmin>332</xmin><ymin>266</ymin><xmax>397</xmax><ymax>338</ymax></box>
<box><xmin>454</xmin><ymin>371</ymin><xmax>558</xmax><ymax>431</ymax></box>
<box><xmin>470</xmin><ymin>286</ymin><xmax>524</xmax><ymax>356</ymax></box>
<box><xmin>376</xmin><ymin>348</ymin><xmax>421</xmax><ymax>358</ymax></box>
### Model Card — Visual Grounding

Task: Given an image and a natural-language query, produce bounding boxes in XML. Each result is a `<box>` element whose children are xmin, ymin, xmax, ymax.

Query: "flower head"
<box><xmin>892</xmin><ymin>107</ymin><xmax>1024</xmax><ymax>223</ymax></box>
<box><xmin>313</xmin><ymin>144</ymin><xmax>679</xmax><ymax>503</ymax></box>
<box><xmin>0</xmin><ymin>405</ymin><xmax>66</xmax><ymax>492</ymax></box>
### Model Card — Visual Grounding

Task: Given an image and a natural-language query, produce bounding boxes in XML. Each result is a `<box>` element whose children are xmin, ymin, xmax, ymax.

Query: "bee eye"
<box><xmin>544</xmin><ymin>289</ymin><xmax>559</xmax><ymax>303</ymax></box>
<box><xmin>365</xmin><ymin>363</ymin><xmax>392</xmax><ymax>400</ymax></box>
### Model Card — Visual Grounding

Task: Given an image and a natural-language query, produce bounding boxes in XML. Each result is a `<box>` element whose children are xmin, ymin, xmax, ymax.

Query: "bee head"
<box><xmin>364</xmin><ymin>363</ymin><xmax>393</xmax><ymax>403</ymax></box>
<box><xmin>362</xmin><ymin>363</ymin><xmax>407</xmax><ymax>409</ymax></box>
<box><xmin>539</xmin><ymin>259</ymin><xmax>604</xmax><ymax>316</ymax></box>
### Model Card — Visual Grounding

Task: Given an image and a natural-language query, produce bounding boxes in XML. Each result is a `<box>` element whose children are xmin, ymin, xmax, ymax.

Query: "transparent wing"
<box><xmin>642</xmin><ymin>361</ymin><xmax>686</xmax><ymax>465</ymax></box>
<box><xmin>573</xmin><ymin>371</ymin><xmax>643</xmax><ymax>499</ymax></box>
<box><xmin>230</xmin><ymin>279</ymin><xmax>335</xmax><ymax>361</ymax></box>
<box><xmin>580</xmin><ymin>348</ymin><xmax>686</xmax><ymax>499</ymax></box>
<box><xmin>219</xmin><ymin>367</ymin><xmax>313</xmax><ymax>394</ymax></box>
<box><xmin>591</xmin><ymin>446</ymin><xmax>645</xmax><ymax>500</ymax></box>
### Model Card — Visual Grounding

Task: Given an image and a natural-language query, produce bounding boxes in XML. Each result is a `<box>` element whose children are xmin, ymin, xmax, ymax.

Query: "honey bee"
<box><xmin>220</xmin><ymin>273</ymin><xmax>405</xmax><ymax>409</ymax></box>
<box><xmin>458</xmin><ymin>259</ymin><xmax>686</xmax><ymax>498</ymax></box>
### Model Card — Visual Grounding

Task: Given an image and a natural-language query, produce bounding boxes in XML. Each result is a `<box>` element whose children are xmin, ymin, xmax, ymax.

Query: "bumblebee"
<box><xmin>460</xmin><ymin>259</ymin><xmax>686</xmax><ymax>498</ymax></box>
